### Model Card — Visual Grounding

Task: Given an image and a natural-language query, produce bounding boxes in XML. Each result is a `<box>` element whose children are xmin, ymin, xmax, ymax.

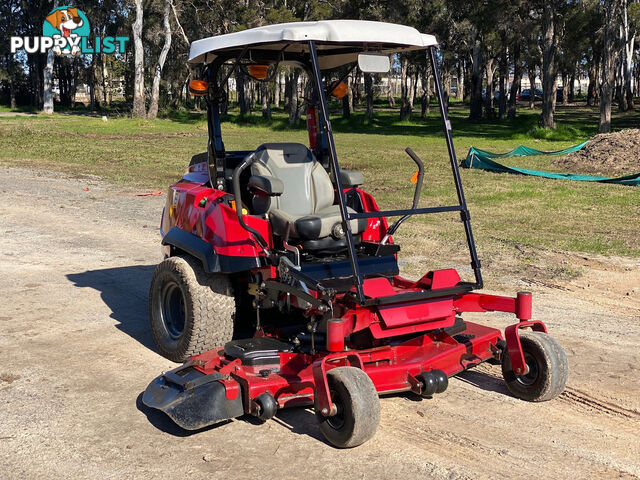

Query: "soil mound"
<box><xmin>553</xmin><ymin>129</ymin><xmax>640</xmax><ymax>176</ymax></box>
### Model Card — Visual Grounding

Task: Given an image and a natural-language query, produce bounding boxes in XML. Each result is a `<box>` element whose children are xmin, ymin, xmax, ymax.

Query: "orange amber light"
<box><xmin>247</xmin><ymin>64</ymin><xmax>269</xmax><ymax>80</ymax></box>
<box><xmin>330</xmin><ymin>81</ymin><xmax>348</xmax><ymax>98</ymax></box>
<box><xmin>189</xmin><ymin>80</ymin><xmax>209</xmax><ymax>97</ymax></box>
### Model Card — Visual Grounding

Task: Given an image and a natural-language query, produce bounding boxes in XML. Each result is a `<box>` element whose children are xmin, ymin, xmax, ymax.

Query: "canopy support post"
<box><xmin>429</xmin><ymin>46</ymin><xmax>483</xmax><ymax>288</ymax></box>
<box><xmin>308</xmin><ymin>41</ymin><xmax>365</xmax><ymax>303</ymax></box>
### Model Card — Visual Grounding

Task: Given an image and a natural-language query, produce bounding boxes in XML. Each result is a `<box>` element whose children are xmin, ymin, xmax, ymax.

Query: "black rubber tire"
<box><xmin>255</xmin><ymin>393</ymin><xmax>278</xmax><ymax>421</ymax></box>
<box><xmin>315</xmin><ymin>367</ymin><xmax>380</xmax><ymax>448</ymax></box>
<box><xmin>149</xmin><ymin>255</ymin><xmax>235</xmax><ymax>362</ymax></box>
<box><xmin>502</xmin><ymin>331</ymin><xmax>568</xmax><ymax>402</ymax></box>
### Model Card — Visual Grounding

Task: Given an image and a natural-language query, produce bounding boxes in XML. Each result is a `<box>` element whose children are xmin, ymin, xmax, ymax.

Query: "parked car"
<box><xmin>517</xmin><ymin>88</ymin><xmax>542</xmax><ymax>101</ymax></box>
<box><xmin>481</xmin><ymin>89</ymin><xmax>502</xmax><ymax>100</ymax></box>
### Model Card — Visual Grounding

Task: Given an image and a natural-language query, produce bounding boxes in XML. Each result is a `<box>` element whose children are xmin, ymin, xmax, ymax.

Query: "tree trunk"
<box><xmin>273</xmin><ymin>71</ymin><xmax>280</xmax><ymax>109</ymax></box>
<box><xmin>7</xmin><ymin>55</ymin><xmax>16</xmax><ymax>109</ymax></box>
<box><xmin>508</xmin><ymin>43</ymin><xmax>522</xmax><ymax>120</ymax></box>
<box><xmin>442</xmin><ymin>70</ymin><xmax>451</xmax><ymax>111</ymax></box>
<box><xmin>220</xmin><ymin>75</ymin><xmax>229</xmax><ymax>114</ymax></box>
<box><xmin>562</xmin><ymin>72</ymin><xmax>569</xmax><ymax>105</ymax></box>
<box><xmin>541</xmin><ymin>0</ymin><xmax>557</xmax><ymax>129</ymax></box>
<box><xmin>410</xmin><ymin>71</ymin><xmax>418</xmax><ymax>111</ymax></box>
<box><xmin>132</xmin><ymin>0</ymin><xmax>146</xmax><ymax>117</ymax></box>
<box><xmin>615</xmin><ymin>51</ymin><xmax>625</xmax><ymax>111</ymax></box>
<box><xmin>288</xmin><ymin>70</ymin><xmax>299</xmax><ymax>125</ymax></box>
<box><xmin>237</xmin><ymin>72</ymin><xmax>248</xmax><ymax>115</ymax></box>
<box><xmin>250</xmin><ymin>81</ymin><xmax>256</xmax><ymax>111</ymax></box>
<box><xmin>42</xmin><ymin>0</ymin><xmax>59</xmax><ymax>113</ymax></box>
<box><xmin>342</xmin><ymin>73</ymin><xmax>351</xmax><ymax>118</ymax></box>
<box><xmin>457</xmin><ymin>60</ymin><xmax>465</xmax><ymax>100</ymax></box>
<box><xmin>352</xmin><ymin>71</ymin><xmax>361</xmax><ymax>106</ymax></box>
<box><xmin>10</xmin><ymin>78</ymin><xmax>16</xmax><ymax>109</ymax></box>
<box><xmin>365</xmin><ymin>73</ymin><xmax>374</xmax><ymax>120</ymax></box>
<box><xmin>599</xmin><ymin>0</ymin><xmax>619</xmax><ymax>133</ymax></box>
<box><xmin>280</xmin><ymin>72</ymin><xmax>286</xmax><ymax>108</ymax></box>
<box><xmin>261</xmin><ymin>82</ymin><xmax>271</xmax><ymax>119</ymax></box>
<box><xmin>469</xmin><ymin>36</ymin><xmax>484</xmax><ymax>121</ymax></box>
<box><xmin>587</xmin><ymin>53</ymin><xmax>598</xmax><ymax>106</ymax></box>
<box><xmin>43</xmin><ymin>48</ymin><xmax>54</xmax><ymax>114</ymax></box>
<box><xmin>387</xmin><ymin>56</ymin><xmax>395</xmax><ymax>107</ymax></box>
<box><xmin>89</xmin><ymin>54</ymin><xmax>97</xmax><ymax>111</ymax></box>
<box><xmin>569</xmin><ymin>70</ymin><xmax>575</xmax><ymax>103</ymax></box>
<box><xmin>400</xmin><ymin>56</ymin><xmax>410</xmax><ymax>120</ymax></box>
<box><xmin>347</xmin><ymin>73</ymin><xmax>354</xmax><ymax>113</ymax></box>
<box><xmin>421</xmin><ymin>63</ymin><xmax>431</xmax><ymax>117</ymax></box>
<box><xmin>484</xmin><ymin>57</ymin><xmax>495</xmax><ymax>119</ymax></box>
<box><xmin>101</xmin><ymin>54</ymin><xmax>110</xmax><ymax>106</ymax></box>
<box><xmin>147</xmin><ymin>0</ymin><xmax>172</xmax><ymax>119</ymax></box>
<box><xmin>527</xmin><ymin>67</ymin><xmax>536</xmax><ymax>109</ymax></box>
<box><xmin>622</xmin><ymin>0</ymin><xmax>635</xmax><ymax>110</ymax></box>
<box><xmin>498</xmin><ymin>48</ymin><xmax>507</xmax><ymax>119</ymax></box>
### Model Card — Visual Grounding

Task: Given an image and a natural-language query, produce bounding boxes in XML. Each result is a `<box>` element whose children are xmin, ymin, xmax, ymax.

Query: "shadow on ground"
<box><xmin>454</xmin><ymin>368</ymin><xmax>511</xmax><ymax>396</ymax></box>
<box><xmin>136</xmin><ymin>391</ymin><xmax>327</xmax><ymax>443</ymax></box>
<box><xmin>66</xmin><ymin>265</ymin><xmax>157</xmax><ymax>352</ymax></box>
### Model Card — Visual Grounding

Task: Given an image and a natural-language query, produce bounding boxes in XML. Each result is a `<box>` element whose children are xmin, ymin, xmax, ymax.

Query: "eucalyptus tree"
<box><xmin>599</xmin><ymin>0</ymin><xmax>622</xmax><ymax>132</ymax></box>
<box><xmin>621</xmin><ymin>0</ymin><xmax>639</xmax><ymax>110</ymax></box>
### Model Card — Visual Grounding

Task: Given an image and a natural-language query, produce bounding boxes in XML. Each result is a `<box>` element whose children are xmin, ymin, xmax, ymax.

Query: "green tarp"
<box><xmin>463</xmin><ymin>141</ymin><xmax>640</xmax><ymax>186</ymax></box>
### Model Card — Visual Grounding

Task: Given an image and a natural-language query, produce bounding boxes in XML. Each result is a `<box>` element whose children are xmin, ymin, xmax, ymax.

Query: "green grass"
<box><xmin>1</xmin><ymin>103</ymin><xmax>639</xmax><ymax>282</ymax></box>
<box><xmin>0</xmin><ymin>104</ymin><xmax>38</xmax><ymax>113</ymax></box>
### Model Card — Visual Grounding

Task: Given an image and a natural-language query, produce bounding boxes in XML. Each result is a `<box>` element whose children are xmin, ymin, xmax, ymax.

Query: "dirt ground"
<box><xmin>554</xmin><ymin>128</ymin><xmax>640</xmax><ymax>176</ymax></box>
<box><xmin>1</xmin><ymin>166</ymin><xmax>639</xmax><ymax>480</ymax></box>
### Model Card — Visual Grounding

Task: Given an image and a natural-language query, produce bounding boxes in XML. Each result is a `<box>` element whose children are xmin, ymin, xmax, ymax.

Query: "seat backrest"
<box><xmin>251</xmin><ymin>143</ymin><xmax>334</xmax><ymax>215</ymax></box>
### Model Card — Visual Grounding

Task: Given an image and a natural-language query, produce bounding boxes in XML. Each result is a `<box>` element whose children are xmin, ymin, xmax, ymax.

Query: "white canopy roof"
<box><xmin>188</xmin><ymin>20</ymin><xmax>438</xmax><ymax>68</ymax></box>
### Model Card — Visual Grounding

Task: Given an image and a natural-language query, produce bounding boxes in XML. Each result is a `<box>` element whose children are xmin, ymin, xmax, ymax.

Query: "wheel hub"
<box><xmin>160</xmin><ymin>281</ymin><xmax>186</xmax><ymax>339</ymax></box>
<box><xmin>515</xmin><ymin>352</ymin><xmax>539</xmax><ymax>386</ymax></box>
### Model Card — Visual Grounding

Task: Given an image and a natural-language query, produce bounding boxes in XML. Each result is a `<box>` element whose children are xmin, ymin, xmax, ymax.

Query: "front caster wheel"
<box><xmin>315</xmin><ymin>367</ymin><xmax>380</xmax><ymax>448</ymax></box>
<box><xmin>502</xmin><ymin>331</ymin><xmax>568</xmax><ymax>402</ymax></box>
<box><xmin>255</xmin><ymin>393</ymin><xmax>277</xmax><ymax>421</ymax></box>
<box><xmin>417</xmin><ymin>369</ymin><xmax>448</xmax><ymax>397</ymax></box>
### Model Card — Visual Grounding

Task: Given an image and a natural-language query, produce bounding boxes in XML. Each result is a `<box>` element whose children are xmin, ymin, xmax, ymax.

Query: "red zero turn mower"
<box><xmin>142</xmin><ymin>20</ymin><xmax>569</xmax><ymax>448</ymax></box>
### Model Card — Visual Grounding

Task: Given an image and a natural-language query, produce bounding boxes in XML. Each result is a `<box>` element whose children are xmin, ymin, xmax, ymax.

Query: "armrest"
<box><xmin>339</xmin><ymin>170</ymin><xmax>364</xmax><ymax>187</ymax></box>
<box><xmin>248</xmin><ymin>175</ymin><xmax>284</xmax><ymax>196</ymax></box>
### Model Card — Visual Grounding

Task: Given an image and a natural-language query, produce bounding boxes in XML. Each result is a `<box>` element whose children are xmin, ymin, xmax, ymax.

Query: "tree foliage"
<box><xmin>0</xmin><ymin>0</ymin><xmax>637</xmax><ymax>132</ymax></box>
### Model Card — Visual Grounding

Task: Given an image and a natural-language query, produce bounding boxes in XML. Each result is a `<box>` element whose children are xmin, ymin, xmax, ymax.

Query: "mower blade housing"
<box><xmin>142</xmin><ymin>364</ymin><xmax>243</xmax><ymax>430</ymax></box>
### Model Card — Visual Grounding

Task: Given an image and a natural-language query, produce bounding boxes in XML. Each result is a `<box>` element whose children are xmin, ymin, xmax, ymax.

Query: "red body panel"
<box><xmin>192</xmin><ymin>320</ymin><xmax>503</xmax><ymax>412</ymax></box>
<box><xmin>353</xmin><ymin>188</ymin><xmax>390</xmax><ymax>242</ymax></box>
<box><xmin>162</xmin><ymin>165</ymin><xmax>391</xmax><ymax>260</ymax></box>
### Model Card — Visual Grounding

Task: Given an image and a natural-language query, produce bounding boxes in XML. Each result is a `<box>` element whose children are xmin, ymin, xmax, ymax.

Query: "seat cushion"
<box><xmin>269</xmin><ymin>205</ymin><xmax>367</xmax><ymax>240</ymax></box>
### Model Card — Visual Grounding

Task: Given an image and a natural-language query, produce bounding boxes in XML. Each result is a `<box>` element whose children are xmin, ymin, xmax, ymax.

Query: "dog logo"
<box><xmin>42</xmin><ymin>6</ymin><xmax>90</xmax><ymax>56</ymax></box>
<box><xmin>10</xmin><ymin>6</ymin><xmax>127</xmax><ymax>56</ymax></box>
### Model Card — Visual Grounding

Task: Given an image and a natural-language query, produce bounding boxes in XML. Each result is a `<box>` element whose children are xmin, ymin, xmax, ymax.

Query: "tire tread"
<box><xmin>149</xmin><ymin>255</ymin><xmax>235</xmax><ymax>362</ymax></box>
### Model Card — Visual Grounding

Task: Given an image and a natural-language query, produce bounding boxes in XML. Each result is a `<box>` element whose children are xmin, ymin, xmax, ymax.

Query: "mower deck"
<box><xmin>143</xmin><ymin>320</ymin><xmax>502</xmax><ymax>431</ymax></box>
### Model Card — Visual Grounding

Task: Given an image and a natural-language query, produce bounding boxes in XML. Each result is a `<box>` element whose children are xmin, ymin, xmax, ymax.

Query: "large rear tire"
<box><xmin>315</xmin><ymin>367</ymin><xmax>380</xmax><ymax>448</ymax></box>
<box><xmin>149</xmin><ymin>255</ymin><xmax>235</xmax><ymax>362</ymax></box>
<box><xmin>502</xmin><ymin>331</ymin><xmax>568</xmax><ymax>402</ymax></box>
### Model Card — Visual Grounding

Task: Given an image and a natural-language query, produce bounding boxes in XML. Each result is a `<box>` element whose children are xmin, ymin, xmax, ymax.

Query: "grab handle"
<box><xmin>232</xmin><ymin>153</ymin><xmax>270</xmax><ymax>253</ymax></box>
<box><xmin>381</xmin><ymin>148</ymin><xmax>425</xmax><ymax>243</ymax></box>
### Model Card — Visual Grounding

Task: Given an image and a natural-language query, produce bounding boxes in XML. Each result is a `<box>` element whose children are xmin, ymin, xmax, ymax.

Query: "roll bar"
<box><xmin>308</xmin><ymin>42</ymin><xmax>483</xmax><ymax>303</ymax></box>
<box><xmin>226</xmin><ymin>42</ymin><xmax>483</xmax><ymax>305</ymax></box>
